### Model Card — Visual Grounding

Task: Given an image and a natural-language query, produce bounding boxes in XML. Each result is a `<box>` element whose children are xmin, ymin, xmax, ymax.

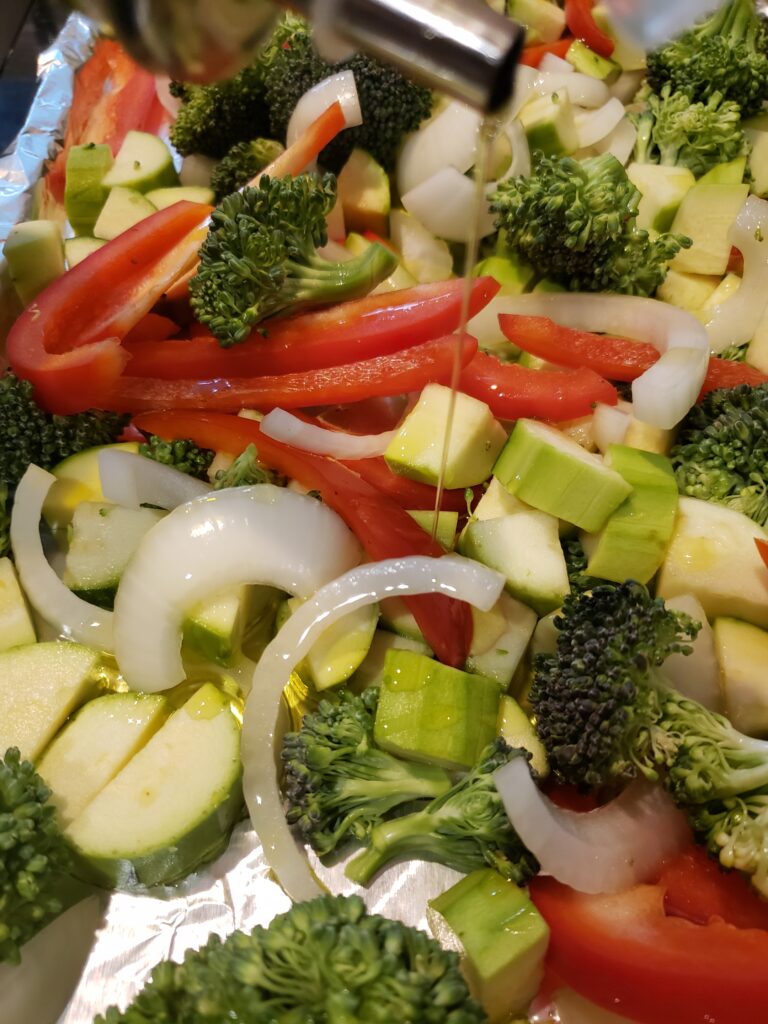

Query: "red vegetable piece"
<box><xmin>519</xmin><ymin>37</ymin><xmax>575</xmax><ymax>67</ymax></box>
<box><xmin>564</xmin><ymin>0</ymin><xmax>615</xmax><ymax>57</ymax></box>
<box><xmin>756</xmin><ymin>537</ymin><xmax>768</xmax><ymax>571</ymax></box>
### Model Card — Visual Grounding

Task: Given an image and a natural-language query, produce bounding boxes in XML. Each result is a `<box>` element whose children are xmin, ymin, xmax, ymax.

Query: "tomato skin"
<box><xmin>132</xmin><ymin>410</ymin><xmax>473</xmax><ymax>667</ymax></box>
<box><xmin>564</xmin><ymin>0</ymin><xmax>615</xmax><ymax>57</ymax></box>
<box><xmin>122</xmin><ymin>278</ymin><xmax>500</xmax><ymax>379</ymax></box>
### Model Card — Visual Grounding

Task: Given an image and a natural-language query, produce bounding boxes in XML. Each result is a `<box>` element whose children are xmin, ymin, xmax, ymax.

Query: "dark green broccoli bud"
<box><xmin>261</xmin><ymin>17</ymin><xmax>433</xmax><ymax>172</ymax></box>
<box><xmin>646</xmin><ymin>0</ymin><xmax>768</xmax><ymax>115</ymax></box>
<box><xmin>0</xmin><ymin>748</ymin><xmax>72</xmax><ymax>964</ymax></box>
<box><xmin>491</xmin><ymin>152</ymin><xmax>690</xmax><ymax>296</ymax></box>
<box><xmin>530</xmin><ymin>582</ymin><xmax>700</xmax><ymax>789</ymax></box>
<box><xmin>139</xmin><ymin>435</ymin><xmax>215</xmax><ymax>480</ymax></box>
<box><xmin>95</xmin><ymin>893</ymin><xmax>486</xmax><ymax>1024</ymax></box>
<box><xmin>345</xmin><ymin>740</ymin><xmax>539</xmax><ymax>886</ymax></box>
<box><xmin>670</xmin><ymin>383</ymin><xmax>768</xmax><ymax>526</ymax></box>
<box><xmin>212</xmin><ymin>443</ymin><xmax>285</xmax><ymax>489</ymax></box>
<box><xmin>169</xmin><ymin>65</ymin><xmax>271</xmax><ymax>159</ymax></box>
<box><xmin>210</xmin><ymin>138</ymin><xmax>285</xmax><ymax>201</ymax></box>
<box><xmin>189</xmin><ymin>174</ymin><xmax>397</xmax><ymax>346</ymax></box>
<box><xmin>560</xmin><ymin>535</ymin><xmax>600</xmax><ymax>595</ymax></box>
<box><xmin>632</xmin><ymin>85</ymin><xmax>748</xmax><ymax>178</ymax></box>
<box><xmin>282</xmin><ymin>688</ymin><xmax>453</xmax><ymax>857</ymax></box>
<box><xmin>0</xmin><ymin>484</ymin><xmax>11</xmax><ymax>560</ymax></box>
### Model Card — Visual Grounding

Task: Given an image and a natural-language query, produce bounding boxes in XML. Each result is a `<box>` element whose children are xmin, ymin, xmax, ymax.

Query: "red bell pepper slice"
<box><xmin>122</xmin><ymin>314</ymin><xmax>179</xmax><ymax>346</ymax></box>
<box><xmin>459</xmin><ymin>350</ymin><xmax>617</xmax><ymax>421</ymax></box>
<box><xmin>703</xmin><ymin>358</ymin><xmax>768</xmax><ymax>394</ymax></box>
<box><xmin>756</xmin><ymin>537</ymin><xmax>768</xmax><ymax>571</ymax></box>
<box><xmin>531</xmin><ymin>873</ymin><xmax>768</xmax><ymax>1024</ymax></box>
<box><xmin>519</xmin><ymin>37</ymin><xmax>575</xmax><ymax>67</ymax></box>
<box><xmin>342</xmin><ymin>458</ymin><xmax>473</xmax><ymax>513</ymax></box>
<box><xmin>6</xmin><ymin>201</ymin><xmax>211</xmax><ymax>414</ymax></box>
<box><xmin>660</xmin><ymin>846</ymin><xmax>768</xmax><ymax>931</ymax></box>
<box><xmin>122</xmin><ymin>278</ymin><xmax>499</xmax><ymax>379</ymax></box>
<box><xmin>564</xmin><ymin>0</ymin><xmax>615</xmax><ymax>58</ymax></box>
<box><xmin>108</xmin><ymin>334</ymin><xmax>478</xmax><ymax>413</ymax></box>
<box><xmin>132</xmin><ymin>410</ymin><xmax>473</xmax><ymax>667</ymax></box>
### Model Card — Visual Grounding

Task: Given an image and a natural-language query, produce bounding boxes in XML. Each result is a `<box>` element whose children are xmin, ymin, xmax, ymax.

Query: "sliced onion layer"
<box><xmin>593</xmin><ymin>115</ymin><xmax>638</xmax><ymax>166</ymax></box>
<box><xmin>495</xmin><ymin>758</ymin><xmax>689</xmax><ymax>893</ymax></box>
<box><xmin>592</xmin><ymin>401</ymin><xmax>631</xmax><ymax>453</ymax></box>
<box><xmin>260</xmin><ymin>409</ymin><xmax>396</xmax><ymax>459</ymax></box>
<box><xmin>11</xmin><ymin>466</ymin><xmax>114</xmax><ymax>651</ymax></box>
<box><xmin>662</xmin><ymin>594</ymin><xmax>721</xmax><ymax>711</ymax></box>
<box><xmin>114</xmin><ymin>484</ymin><xmax>361</xmax><ymax>692</ymax></box>
<box><xmin>98</xmin><ymin>449</ymin><xmax>210</xmax><ymax>509</ymax></box>
<box><xmin>401</xmin><ymin>167</ymin><xmax>496</xmax><ymax>243</ymax></box>
<box><xmin>397</xmin><ymin>101</ymin><xmax>482</xmax><ymax>196</ymax></box>
<box><xmin>286</xmin><ymin>70</ymin><xmax>362</xmax><ymax>154</ymax></box>
<box><xmin>575</xmin><ymin>97</ymin><xmax>626</xmax><ymax>149</ymax></box>
<box><xmin>242</xmin><ymin>554</ymin><xmax>505</xmax><ymax>901</ymax></box>
<box><xmin>492</xmin><ymin>293</ymin><xmax>709</xmax><ymax>428</ymax></box>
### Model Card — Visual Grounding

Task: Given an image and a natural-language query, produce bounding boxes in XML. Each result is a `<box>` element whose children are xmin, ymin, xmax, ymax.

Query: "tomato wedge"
<box><xmin>7</xmin><ymin>202</ymin><xmax>211</xmax><ymax>414</ymax></box>
<box><xmin>459</xmin><ymin>351</ymin><xmax>617</xmax><ymax>420</ymax></box>
<box><xmin>564</xmin><ymin>0</ymin><xmax>615</xmax><ymax>57</ymax></box>
<box><xmin>108</xmin><ymin>334</ymin><xmax>478</xmax><ymax>413</ymax></box>
<box><xmin>122</xmin><ymin>278</ymin><xmax>499</xmax><ymax>379</ymax></box>
<box><xmin>531</xmin><ymin>876</ymin><xmax>768</xmax><ymax>1024</ymax></box>
<box><xmin>132</xmin><ymin>410</ymin><xmax>473</xmax><ymax>667</ymax></box>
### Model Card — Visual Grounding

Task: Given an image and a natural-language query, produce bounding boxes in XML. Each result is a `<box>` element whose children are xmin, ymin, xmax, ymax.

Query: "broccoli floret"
<box><xmin>0</xmin><ymin>373</ymin><xmax>127</xmax><ymax>555</ymax></box>
<box><xmin>282</xmin><ymin>688</ymin><xmax>453</xmax><ymax>857</ymax></box>
<box><xmin>212</xmin><ymin>443</ymin><xmax>284</xmax><ymax>489</ymax></box>
<box><xmin>632</xmin><ymin>85</ymin><xmax>748</xmax><ymax>178</ymax></box>
<box><xmin>95</xmin><ymin>893</ymin><xmax>486</xmax><ymax>1024</ymax></box>
<box><xmin>670</xmin><ymin>383</ymin><xmax>768</xmax><ymax>526</ymax></box>
<box><xmin>345</xmin><ymin>740</ymin><xmax>539</xmax><ymax>886</ymax></box>
<box><xmin>189</xmin><ymin>174</ymin><xmax>397</xmax><ymax>346</ymax></box>
<box><xmin>210</xmin><ymin>138</ymin><xmax>285</xmax><ymax>201</ymax></box>
<box><xmin>491</xmin><ymin>152</ymin><xmax>689</xmax><ymax>296</ymax></box>
<box><xmin>646</xmin><ymin>0</ymin><xmax>768</xmax><ymax>116</ymax></box>
<box><xmin>261</xmin><ymin>17</ymin><xmax>433</xmax><ymax>172</ymax></box>
<box><xmin>139</xmin><ymin>435</ymin><xmax>215</xmax><ymax>480</ymax></box>
<box><xmin>169</xmin><ymin>66</ymin><xmax>271</xmax><ymax>159</ymax></box>
<box><xmin>0</xmin><ymin>748</ymin><xmax>72</xmax><ymax>964</ymax></box>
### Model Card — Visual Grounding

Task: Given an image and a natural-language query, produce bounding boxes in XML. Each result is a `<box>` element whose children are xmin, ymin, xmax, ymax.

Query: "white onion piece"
<box><xmin>492</xmin><ymin>293</ymin><xmax>709</xmax><ymax>427</ymax></box>
<box><xmin>286</xmin><ymin>70</ymin><xmax>362</xmax><ymax>158</ymax></box>
<box><xmin>114</xmin><ymin>484</ymin><xmax>361</xmax><ymax>692</ymax></box>
<box><xmin>495</xmin><ymin>759</ymin><xmax>689</xmax><ymax>893</ymax></box>
<box><xmin>98</xmin><ymin>449</ymin><xmax>210</xmax><ymax>510</ymax></box>
<box><xmin>401</xmin><ymin>167</ymin><xmax>496</xmax><ymax>242</ymax></box>
<box><xmin>397</xmin><ymin>101</ymin><xmax>482</xmax><ymax>195</ymax></box>
<box><xmin>592</xmin><ymin>401</ymin><xmax>631</xmax><ymax>453</ymax></box>
<box><xmin>532</xmin><ymin>69</ymin><xmax>610</xmax><ymax>108</ymax></box>
<box><xmin>593</xmin><ymin>115</ymin><xmax>638</xmax><ymax>166</ymax></box>
<box><xmin>547</xmin><ymin>988</ymin><xmax>640</xmax><ymax>1024</ymax></box>
<box><xmin>705</xmin><ymin>195</ymin><xmax>768</xmax><ymax>352</ymax></box>
<box><xmin>155</xmin><ymin>75</ymin><xmax>182</xmax><ymax>118</ymax></box>
<box><xmin>11</xmin><ymin>466</ymin><xmax>114</xmax><ymax>650</ymax></box>
<box><xmin>496</xmin><ymin>119</ymin><xmax>531</xmax><ymax>181</ymax></box>
<box><xmin>575</xmin><ymin>97</ymin><xmax>626</xmax><ymax>149</ymax></box>
<box><xmin>609</xmin><ymin>70</ymin><xmax>646</xmax><ymax>104</ymax></box>
<box><xmin>261</xmin><ymin>408</ymin><xmax>396</xmax><ymax>459</ymax></box>
<box><xmin>242</xmin><ymin>554</ymin><xmax>505</xmax><ymax>901</ymax></box>
<box><xmin>663</xmin><ymin>594</ymin><xmax>721</xmax><ymax>711</ymax></box>
<box><xmin>538</xmin><ymin>53</ymin><xmax>574</xmax><ymax>75</ymax></box>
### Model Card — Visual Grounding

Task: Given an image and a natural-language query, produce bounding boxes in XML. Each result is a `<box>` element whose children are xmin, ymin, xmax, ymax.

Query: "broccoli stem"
<box><xmin>286</xmin><ymin>244</ymin><xmax>398</xmax><ymax>309</ymax></box>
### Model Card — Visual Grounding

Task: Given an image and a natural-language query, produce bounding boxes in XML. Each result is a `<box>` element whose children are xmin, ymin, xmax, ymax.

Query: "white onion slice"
<box><xmin>242</xmin><ymin>554</ymin><xmax>505</xmax><ymax>901</ymax></box>
<box><xmin>495</xmin><ymin>759</ymin><xmax>689</xmax><ymax>893</ymax></box>
<box><xmin>532</xmin><ymin>69</ymin><xmax>610</xmax><ymax>109</ymax></box>
<box><xmin>98</xmin><ymin>449</ymin><xmax>210</xmax><ymax>509</ymax></box>
<box><xmin>492</xmin><ymin>293</ymin><xmax>709</xmax><ymax>428</ymax></box>
<box><xmin>114</xmin><ymin>484</ymin><xmax>361</xmax><ymax>692</ymax></box>
<box><xmin>397</xmin><ymin>101</ymin><xmax>482</xmax><ymax>195</ymax></box>
<box><xmin>538</xmin><ymin>53</ymin><xmax>574</xmax><ymax>75</ymax></box>
<box><xmin>705</xmin><ymin>195</ymin><xmax>768</xmax><ymax>352</ymax></box>
<box><xmin>609</xmin><ymin>70</ymin><xmax>646</xmax><ymax>104</ymax></box>
<box><xmin>401</xmin><ymin>167</ymin><xmax>496</xmax><ymax>242</ymax></box>
<box><xmin>496</xmin><ymin>119</ymin><xmax>531</xmax><ymax>182</ymax></box>
<box><xmin>593</xmin><ymin>115</ymin><xmax>638</xmax><ymax>166</ymax></box>
<box><xmin>11</xmin><ymin>466</ymin><xmax>114</xmax><ymax>650</ymax></box>
<box><xmin>286</xmin><ymin>70</ymin><xmax>362</xmax><ymax>158</ymax></box>
<box><xmin>260</xmin><ymin>409</ymin><xmax>396</xmax><ymax>459</ymax></box>
<box><xmin>575</xmin><ymin>97</ymin><xmax>626</xmax><ymax>149</ymax></box>
<box><xmin>592</xmin><ymin>401</ymin><xmax>631</xmax><ymax>453</ymax></box>
<box><xmin>663</xmin><ymin>594</ymin><xmax>721</xmax><ymax>711</ymax></box>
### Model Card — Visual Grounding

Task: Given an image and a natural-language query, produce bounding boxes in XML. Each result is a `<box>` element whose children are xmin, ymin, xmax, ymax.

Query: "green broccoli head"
<box><xmin>138</xmin><ymin>435</ymin><xmax>215</xmax><ymax>480</ymax></box>
<box><xmin>490</xmin><ymin>152</ymin><xmax>689</xmax><ymax>296</ymax></box>
<box><xmin>530</xmin><ymin>582</ymin><xmax>700</xmax><ymax>789</ymax></box>
<box><xmin>210</xmin><ymin>138</ymin><xmax>286</xmax><ymax>201</ymax></box>
<box><xmin>345</xmin><ymin>739</ymin><xmax>539</xmax><ymax>886</ymax></box>
<box><xmin>261</xmin><ymin>16</ymin><xmax>433</xmax><ymax>172</ymax></box>
<box><xmin>282</xmin><ymin>688</ymin><xmax>452</xmax><ymax>856</ymax></box>
<box><xmin>0</xmin><ymin>747</ymin><xmax>72</xmax><ymax>964</ymax></box>
<box><xmin>688</xmin><ymin>793</ymin><xmax>768</xmax><ymax>898</ymax></box>
<box><xmin>212</xmin><ymin>443</ymin><xmax>284</xmax><ymax>489</ymax></box>
<box><xmin>95</xmin><ymin>894</ymin><xmax>486</xmax><ymax>1023</ymax></box>
<box><xmin>189</xmin><ymin>174</ymin><xmax>397</xmax><ymax>346</ymax></box>
<box><xmin>670</xmin><ymin>383</ymin><xmax>768</xmax><ymax>526</ymax></box>
<box><xmin>646</xmin><ymin>0</ymin><xmax>768</xmax><ymax>115</ymax></box>
<box><xmin>632</xmin><ymin>85</ymin><xmax>748</xmax><ymax>178</ymax></box>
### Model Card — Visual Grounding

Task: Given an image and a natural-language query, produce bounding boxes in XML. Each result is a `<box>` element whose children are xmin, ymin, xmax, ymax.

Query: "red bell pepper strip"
<box><xmin>756</xmin><ymin>537</ymin><xmax>768</xmax><ymax>571</ymax></box>
<box><xmin>6</xmin><ymin>202</ymin><xmax>211</xmax><ymax>414</ymax></box>
<box><xmin>501</xmin><ymin>313</ymin><xmax>768</xmax><ymax>397</ymax></box>
<box><xmin>519</xmin><ymin>37</ymin><xmax>575</xmax><ymax>67</ymax></box>
<box><xmin>660</xmin><ymin>846</ymin><xmax>768</xmax><ymax>931</ymax></box>
<box><xmin>122</xmin><ymin>314</ymin><xmax>179</xmax><ymax>346</ymax></box>
<box><xmin>122</xmin><ymin>278</ymin><xmax>499</xmax><ymax>379</ymax></box>
<box><xmin>564</xmin><ymin>0</ymin><xmax>615</xmax><ymax>58</ymax></box>
<box><xmin>132</xmin><ymin>410</ymin><xmax>473</xmax><ymax>667</ymax></box>
<box><xmin>531</xmin><ymin>874</ymin><xmax>768</xmax><ymax>1024</ymax></box>
<box><xmin>341</xmin><ymin>457</ymin><xmax>473</xmax><ymax>513</ymax></box>
<box><xmin>459</xmin><ymin>351</ymin><xmax>617</xmax><ymax>421</ymax></box>
<box><xmin>108</xmin><ymin>334</ymin><xmax>478</xmax><ymax>413</ymax></box>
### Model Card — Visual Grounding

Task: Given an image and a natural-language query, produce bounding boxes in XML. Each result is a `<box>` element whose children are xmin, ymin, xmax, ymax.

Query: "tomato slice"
<box><xmin>530</xmin><ymin>875</ymin><xmax>768</xmax><ymax>1024</ymax></box>
<box><xmin>122</xmin><ymin>278</ymin><xmax>499</xmax><ymax>379</ymax></box>
<box><xmin>132</xmin><ymin>410</ymin><xmax>473</xmax><ymax>667</ymax></box>
<box><xmin>564</xmin><ymin>0</ymin><xmax>615</xmax><ymax>57</ymax></box>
